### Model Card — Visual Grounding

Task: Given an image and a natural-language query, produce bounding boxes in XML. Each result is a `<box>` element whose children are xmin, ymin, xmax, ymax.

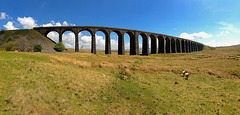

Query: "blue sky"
<box><xmin>1</xmin><ymin>0</ymin><xmax>240</xmax><ymax>49</ymax></box>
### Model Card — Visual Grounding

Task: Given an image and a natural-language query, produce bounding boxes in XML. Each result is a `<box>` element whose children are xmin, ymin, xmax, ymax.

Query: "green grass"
<box><xmin>0</xmin><ymin>45</ymin><xmax>240</xmax><ymax>114</ymax></box>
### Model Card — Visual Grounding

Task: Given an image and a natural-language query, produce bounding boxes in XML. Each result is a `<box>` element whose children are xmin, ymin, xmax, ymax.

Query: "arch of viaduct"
<box><xmin>33</xmin><ymin>26</ymin><xmax>204</xmax><ymax>55</ymax></box>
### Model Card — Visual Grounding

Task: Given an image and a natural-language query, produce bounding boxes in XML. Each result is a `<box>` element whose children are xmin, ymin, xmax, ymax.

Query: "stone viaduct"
<box><xmin>33</xmin><ymin>26</ymin><xmax>204</xmax><ymax>55</ymax></box>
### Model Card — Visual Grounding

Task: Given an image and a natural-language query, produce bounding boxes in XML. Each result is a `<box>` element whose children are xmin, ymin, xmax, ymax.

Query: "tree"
<box><xmin>54</xmin><ymin>42</ymin><xmax>65</xmax><ymax>52</ymax></box>
<box><xmin>7</xmin><ymin>36</ymin><xmax>13</xmax><ymax>42</ymax></box>
<box><xmin>34</xmin><ymin>44</ymin><xmax>42</xmax><ymax>52</ymax></box>
<box><xmin>3</xmin><ymin>41</ymin><xmax>19</xmax><ymax>51</ymax></box>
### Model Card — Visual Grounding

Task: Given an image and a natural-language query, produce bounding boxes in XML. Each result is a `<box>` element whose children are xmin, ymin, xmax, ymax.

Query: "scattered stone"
<box><xmin>123</xmin><ymin>76</ymin><xmax>128</xmax><ymax>80</ymax></box>
<box><xmin>102</xmin><ymin>97</ymin><xmax>108</xmax><ymax>100</ymax></box>
<box><xmin>140</xmin><ymin>104</ymin><xmax>148</xmax><ymax>109</ymax></box>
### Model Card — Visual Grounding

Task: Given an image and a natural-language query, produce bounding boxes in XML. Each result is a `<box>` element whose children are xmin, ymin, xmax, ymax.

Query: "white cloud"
<box><xmin>46</xmin><ymin>30</ymin><xmax>129</xmax><ymax>50</ymax></box>
<box><xmin>206</xmin><ymin>39</ymin><xmax>216</xmax><ymax>46</ymax></box>
<box><xmin>17</xmin><ymin>17</ymin><xmax>37</xmax><ymax>29</ymax></box>
<box><xmin>202</xmin><ymin>22</ymin><xmax>240</xmax><ymax>47</ymax></box>
<box><xmin>65</xmin><ymin>43</ymin><xmax>74</xmax><ymax>48</ymax></box>
<box><xmin>0</xmin><ymin>12</ymin><xmax>7</xmax><ymax>19</ymax></box>
<box><xmin>96</xmin><ymin>35</ymin><xmax>105</xmax><ymax>49</ymax></box>
<box><xmin>49</xmin><ymin>33</ymin><xmax>120</xmax><ymax>50</ymax></box>
<box><xmin>41</xmin><ymin>21</ymin><xmax>73</xmax><ymax>27</ymax></box>
<box><xmin>63</xmin><ymin>21</ymin><xmax>68</xmax><ymax>26</ymax></box>
<box><xmin>42</xmin><ymin>23</ymin><xmax>53</xmax><ymax>27</ymax></box>
<box><xmin>80</xmin><ymin>35</ymin><xmax>91</xmax><ymax>49</ymax></box>
<box><xmin>205</xmin><ymin>39</ymin><xmax>240</xmax><ymax>47</ymax></box>
<box><xmin>180</xmin><ymin>32</ymin><xmax>212</xmax><ymax>40</ymax></box>
<box><xmin>61</xmin><ymin>34</ymin><xmax>107</xmax><ymax>49</ymax></box>
<box><xmin>125</xmin><ymin>43</ymin><xmax>130</xmax><ymax>50</ymax></box>
<box><xmin>47</xmin><ymin>31</ymin><xmax>77</xmax><ymax>48</ymax></box>
<box><xmin>50</xmin><ymin>20</ymin><xmax>55</xmax><ymax>25</ymax></box>
<box><xmin>42</xmin><ymin>22</ymin><xmax>62</xmax><ymax>27</ymax></box>
<box><xmin>0</xmin><ymin>12</ymin><xmax>11</xmax><ymax>20</ymax></box>
<box><xmin>111</xmin><ymin>39</ymin><xmax>118</xmax><ymax>50</ymax></box>
<box><xmin>218</xmin><ymin>22</ymin><xmax>240</xmax><ymax>33</ymax></box>
<box><xmin>62</xmin><ymin>32</ymin><xmax>75</xmax><ymax>47</ymax></box>
<box><xmin>47</xmin><ymin>31</ymin><xmax>59</xmax><ymax>42</ymax></box>
<box><xmin>55</xmin><ymin>22</ymin><xmax>62</xmax><ymax>26</ymax></box>
<box><xmin>3</xmin><ymin>21</ymin><xmax>19</xmax><ymax>30</ymax></box>
<box><xmin>216</xmin><ymin>31</ymin><xmax>230</xmax><ymax>37</ymax></box>
<box><xmin>47</xmin><ymin>32</ymin><xmax>131</xmax><ymax>50</ymax></box>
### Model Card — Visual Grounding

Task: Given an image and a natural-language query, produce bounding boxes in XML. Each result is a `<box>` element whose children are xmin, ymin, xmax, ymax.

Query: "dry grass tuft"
<box><xmin>171</xmin><ymin>68</ymin><xmax>181</xmax><ymax>74</ymax></box>
<box><xmin>51</xmin><ymin>56</ymin><xmax>92</xmax><ymax>68</ymax></box>
<box><xmin>117</xmin><ymin>63</ymin><xmax>131</xmax><ymax>69</ymax></box>
<box><xmin>124</xmin><ymin>69</ymin><xmax>132</xmax><ymax>76</ymax></box>
<box><xmin>126</xmin><ymin>60</ymin><xmax>134</xmax><ymax>64</ymax></box>
<box><xmin>50</xmin><ymin>59</ymin><xmax>56</xmax><ymax>64</ymax></box>
<box><xmin>99</xmin><ymin>62</ymin><xmax>116</xmax><ymax>69</ymax></box>
<box><xmin>133</xmin><ymin>65</ymin><xmax>171</xmax><ymax>72</ymax></box>
<box><xmin>169</xmin><ymin>63</ymin><xmax>179</xmax><ymax>66</ymax></box>
<box><xmin>52</xmin><ymin>56</ymin><xmax>132</xmax><ymax>70</ymax></box>
<box><xmin>183</xmin><ymin>69</ymin><xmax>195</xmax><ymax>73</ymax></box>
<box><xmin>99</xmin><ymin>62</ymin><xmax>131</xmax><ymax>69</ymax></box>
<box><xmin>198</xmin><ymin>69</ymin><xmax>233</xmax><ymax>79</ymax></box>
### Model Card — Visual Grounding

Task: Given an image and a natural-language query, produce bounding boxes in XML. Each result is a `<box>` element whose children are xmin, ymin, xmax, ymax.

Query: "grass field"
<box><xmin>0</xmin><ymin>45</ymin><xmax>240</xmax><ymax>114</ymax></box>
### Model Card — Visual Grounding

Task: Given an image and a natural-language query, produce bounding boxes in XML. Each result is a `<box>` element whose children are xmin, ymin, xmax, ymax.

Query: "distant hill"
<box><xmin>0</xmin><ymin>29</ymin><xmax>56</xmax><ymax>52</ymax></box>
<box><xmin>224</xmin><ymin>44</ymin><xmax>240</xmax><ymax>47</ymax></box>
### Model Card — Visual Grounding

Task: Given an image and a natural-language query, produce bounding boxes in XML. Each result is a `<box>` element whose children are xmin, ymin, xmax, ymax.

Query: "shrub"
<box><xmin>54</xmin><ymin>42</ymin><xmax>65</xmax><ymax>52</ymax></box>
<box><xmin>3</xmin><ymin>41</ymin><xmax>19</xmax><ymax>51</ymax></box>
<box><xmin>7</xmin><ymin>36</ymin><xmax>13</xmax><ymax>42</ymax></box>
<box><xmin>34</xmin><ymin>44</ymin><xmax>42</xmax><ymax>52</ymax></box>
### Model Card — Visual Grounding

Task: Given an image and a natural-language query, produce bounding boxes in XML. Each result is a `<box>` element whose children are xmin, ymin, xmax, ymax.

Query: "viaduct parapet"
<box><xmin>33</xmin><ymin>26</ymin><xmax>204</xmax><ymax>55</ymax></box>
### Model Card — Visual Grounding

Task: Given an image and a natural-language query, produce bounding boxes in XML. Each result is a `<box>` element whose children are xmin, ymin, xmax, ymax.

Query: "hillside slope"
<box><xmin>0</xmin><ymin>45</ymin><xmax>239</xmax><ymax>114</ymax></box>
<box><xmin>0</xmin><ymin>29</ymin><xmax>56</xmax><ymax>52</ymax></box>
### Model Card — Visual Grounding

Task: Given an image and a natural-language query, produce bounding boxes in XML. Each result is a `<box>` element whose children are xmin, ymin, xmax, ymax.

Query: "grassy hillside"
<box><xmin>0</xmin><ymin>46</ymin><xmax>239</xmax><ymax>114</ymax></box>
<box><xmin>0</xmin><ymin>29</ymin><xmax>56</xmax><ymax>52</ymax></box>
